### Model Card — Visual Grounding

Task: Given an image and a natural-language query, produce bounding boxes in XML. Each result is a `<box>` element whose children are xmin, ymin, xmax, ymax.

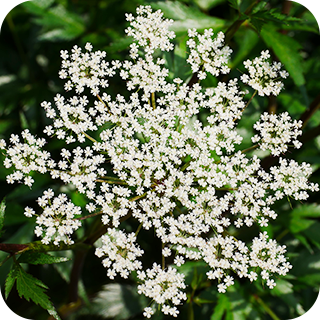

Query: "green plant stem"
<box><xmin>241</xmin><ymin>144</ymin><xmax>258</xmax><ymax>153</ymax></box>
<box><xmin>254</xmin><ymin>295</ymin><xmax>281</xmax><ymax>320</ymax></box>
<box><xmin>96</xmin><ymin>179</ymin><xmax>127</xmax><ymax>185</ymax></box>
<box><xmin>151</xmin><ymin>92</ymin><xmax>156</xmax><ymax>110</ymax></box>
<box><xmin>161</xmin><ymin>242</ymin><xmax>165</xmax><ymax>270</ymax></box>
<box><xmin>75</xmin><ymin>211</ymin><xmax>103</xmax><ymax>221</ymax></box>
<box><xmin>135</xmin><ymin>223</ymin><xmax>143</xmax><ymax>237</ymax></box>
<box><xmin>299</xmin><ymin>93</ymin><xmax>320</xmax><ymax>129</ymax></box>
<box><xmin>242</xmin><ymin>90</ymin><xmax>257</xmax><ymax>114</ymax></box>
<box><xmin>0</xmin><ymin>254</ymin><xmax>12</xmax><ymax>267</ymax></box>
<box><xmin>187</xmin><ymin>300</ymin><xmax>194</xmax><ymax>320</ymax></box>
<box><xmin>225</xmin><ymin>0</ymin><xmax>261</xmax><ymax>44</ymax></box>
<box><xmin>67</xmin><ymin>249</ymin><xmax>88</xmax><ymax>303</ymax></box>
<box><xmin>83</xmin><ymin>132</ymin><xmax>98</xmax><ymax>143</ymax></box>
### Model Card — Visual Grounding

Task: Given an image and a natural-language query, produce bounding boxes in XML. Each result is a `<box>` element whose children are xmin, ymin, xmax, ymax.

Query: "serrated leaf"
<box><xmin>249</xmin><ymin>8</ymin><xmax>304</xmax><ymax>33</ymax></box>
<box><xmin>4</xmin><ymin>263</ymin><xmax>19</xmax><ymax>299</ymax></box>
<box><xmin>0</xmin><ymin>198</ymin><xmax>5</xmax><ymax>237</ymax></box>
<box><xmin>14</xmin><ymin>263</ymin><xmax>61</xmax><ymax>320</ymax></box>
<box><xmin>18</xmin><ymin>251</ymin><xmax>70</xmax><ymax>265</ymax></box>
<box><xmin>249</xmin><ymin>16</ymin><xmax>265</xmax><ymax>33</ymax></box>
<box><xmin>260</xmin><ymin>25</ymin><xmax>305</xmax><ymax>86</ymax></box>
<box><xmin>228</xmin><ymin>0</ymin><xmax>240</xmax><ymax>11</ymax></box>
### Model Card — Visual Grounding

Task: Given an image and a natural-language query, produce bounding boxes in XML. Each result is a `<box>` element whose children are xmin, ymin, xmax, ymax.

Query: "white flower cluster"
<box><xmin>0</xmin><ymin>129</ymin><xmax>53</xmax><ymax>187</ymax></box>
<box><xmin>269</xmin><ymin>158</ymin><xmax>319</xmax><ymax>200</ymax></box>
<box><xmin>95</xmin><ymin>228</ymin><xmax>144</xmax><ymax>279</ymax></box>
<box><xmin>249</xmin><ymin>232</ymin><xmax>292</xmax><ymax>288</ymax></box>
<box><xmin>187</xmin><ymin>28</ymin><xmax>232</xmax><ymax>80</ymax></box>
<box><xmin>59</xmin><ymin>43</ymin><xmax>111</xmax><ymax>95</ymax></box>
<box><xmin>241</xmin><ymin>50</ymin><xmax>289</xmax><ymax>96</ymax></box>
<box><xmin>202</xmin><ymin>232</ymin><xmax>291</xmax><ymax>292</ymax></box>
<box><xmin>252</xmin><ymin>112</ymin><xmax>303</xmax><ymax>155</ymax></box>
<box><xmin>1</xmin><ymin>5</ymin><xmax>318</xmax><ymax>318</ymax></box>
<box><xmin>25</xmin><ymin>189</ymin><xmax>82</xmax><ymax>245</ymax></box>
<box><xmin>138</xmin><ymin>263</ymin><xmax>187</xmax><ymax>318</ymax></box>
<box><xmin>125</xmin><ymin>5</ymin><xmax>175</xmax><ymax>57</ymax></box>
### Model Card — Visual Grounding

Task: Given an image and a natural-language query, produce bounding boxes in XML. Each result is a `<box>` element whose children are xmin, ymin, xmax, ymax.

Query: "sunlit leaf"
<box><xmin>18</xmin><ymin>251</ymin><xmax>70</xmax><ymax>265</ymax></box>
<box><xmin>92</xmin><ymin>283</ymin><xmax>147</xmax><ymax>320</ymax></box>
<box><xmin>194</xmin><ymin>0</ymin><xmax>225</xmax><ymax>11</ymax></box>
<box><xmin>4</xmin><ymin>263</ymin><xmax>18</xmax><ymax>299</ymax></box>
<box><xmin>0</xmin><ymin>198</ymin><xmax>5</xmax><ymax>237</ymax></box>
<box><xmin>151</xmin><ymin>1</ymin><xmax>227</xmax><ymax>33</ymax></box>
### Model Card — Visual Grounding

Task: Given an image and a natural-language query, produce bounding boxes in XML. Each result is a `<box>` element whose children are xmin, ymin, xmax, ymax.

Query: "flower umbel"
<box><xmin>1</xmin><ymin>5</ymin><xmax>318</xmax><ymax>318</ymax></box>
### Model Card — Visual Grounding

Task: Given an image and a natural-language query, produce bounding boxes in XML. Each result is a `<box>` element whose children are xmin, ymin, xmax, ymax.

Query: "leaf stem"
<box><xmin>241</xmin><ymin>144</ymin><xmax>258</xmax><ymax>153</ymax></box>
<box><xmin>82</xmin><ymin>132</ymin><xmax>98</xmax><ymax>144</ymax></box>
<box><xmin>225</xmin><ymin>0</ymin><xmax>261</xmax><ymax>44</ymax></box>
<box><xmin>254</xmin><ymin>294</ymin><xmax>281</xmax><ymax>320</ymax></box>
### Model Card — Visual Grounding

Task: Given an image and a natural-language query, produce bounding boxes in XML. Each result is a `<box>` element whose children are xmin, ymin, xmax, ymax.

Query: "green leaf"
<box><xmin>260</xmin><ymin>25</ymin><xmax>305</xmax><ymax>86</ymax></box>
<box><xmin>302</xmin><ymin>5</ymin><xmax>320</xmax><ymax>30</ymax></box>
<box><xmin>232</xmin><ymin>28</ymin><xmax>259</xmax><ymax>68</ymax></box>
<box><xmin>289</xmin><ymin>204</ymin><xmax>320</xmax><ymax>248</ymax></box>
<box><xmin>194</xmin><ymin>0</ymin><xmax>225</xmax><ymax>11</ymax></box>
<box><xmin>23</xmin><ymin>2</ymin><xmax>85</xmax><ymax>42</ymax></box>
<box><xmin>227</xmin><ymin>287</ymin><xmax>251</xmax><ymax>320</ymax></box>
<box><xmin>228</xmin><ymin>0</ymin><xmax>240</xmax><ymax>11</ymax></box>
<box><xmin>164</xmin><ymin>36</ymin><xmax>192</xmax><ymax>82</ymax></box>
<box><xmin>14</xmin><ymin>263</ymin><xmax>61</xmax><ymax>320</ymax></box>
<box><xmin>211</xmin><ymin>293</ymin><xmax>229</xmax><ymax>320</ymax></box>
<box><xmin>4</xmin><ymin>263</ymin><xmax>18</xmax><ymax>299</ymax></box>
<box><xmin>151</xmin><ymin>1</ymin><xmax>227</xmax><ymax>33</ymax></box>
<box><xmin>294</xmin><ymin>234</ymin><xmax>313</xmax><ymax>254</ymax></box>
<box><xmin>270</xmin><ymin>278</ymin><xmax>305</xmax><ymax>316</ymax></box>
<box><xmin>0</xmin><ymin>198</ymin><xmax>5</xmax><ymax>237</ymax></box>
<box><xmin>249</xmin><ymin>8</ymin><xmax>304</xmax><ymax>33</ymax></box>
<box><xmin>22</xmin><ymin>0</ymin><xmax>55</xmax><ymax>14</ymax></box>
<box><xmin>92</xmin><ymin>283</ymin><xmax>147</xmax><ymax>320</ymax></box>
<box><xmin>191</xmin><ymin>267</ymin><xmax>198</xmax><ymax>290</ymax></box>
<box><xmin>18</xmin><ymin>251</ymin><xmax>70</xmax><ymax>265</ymax></box>
<box><xmin>291</xmin><ymin>249</ymin><xmax>320</xmax><ymax>286</ymax></box>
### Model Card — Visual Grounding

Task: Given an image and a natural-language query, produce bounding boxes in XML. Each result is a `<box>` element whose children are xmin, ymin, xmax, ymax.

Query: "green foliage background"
<box><xmin>0</xmin><ymin>0</ymin><xmax>320</xmax><ymax>319</ymax></box>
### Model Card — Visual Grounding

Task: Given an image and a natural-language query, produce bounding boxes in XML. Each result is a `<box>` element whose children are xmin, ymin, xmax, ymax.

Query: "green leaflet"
<box><xmin>261</xmin><ymin>25</ymin><xmax>305</xmax><ymax>87</ymax></box>
<box><xmin>211</xmin><ymin>293</ymin><xmax>229</xmax><ymax>320</ymax></box>
<box><xmin>5</xmin><ymin>262</ymin><xmax>61</xmax><ymax>320</ymax></box>
<box><xmin>4</xmin><ymin>263</ymin><xmax>18</xmax><ymax>299</ymax></box>
<box><xmin>17</xmin><ymin>251</ymin><xmax>70</xmax><ymax>265</ymax></box>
